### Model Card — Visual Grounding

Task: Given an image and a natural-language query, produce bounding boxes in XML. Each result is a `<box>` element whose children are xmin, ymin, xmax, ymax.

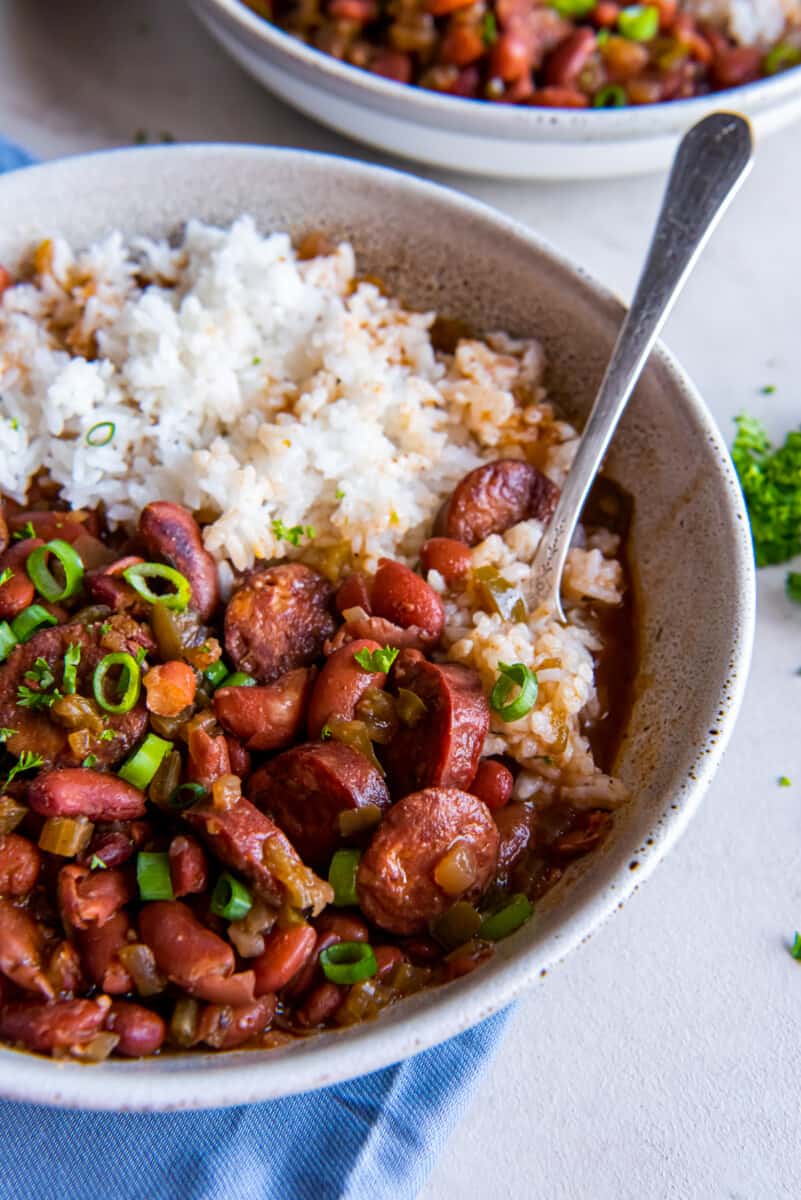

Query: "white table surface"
<box><xmin>1</xmin><ymin>1</ymin><xmax>799</xmax><ymax>1195</ymax></box>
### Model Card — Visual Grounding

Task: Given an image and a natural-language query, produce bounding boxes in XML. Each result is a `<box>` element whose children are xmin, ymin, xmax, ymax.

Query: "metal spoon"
<box><xmin>528</xmin><ymin>112</ymin><xmax>753</xmax><ymax>621</ymax></box>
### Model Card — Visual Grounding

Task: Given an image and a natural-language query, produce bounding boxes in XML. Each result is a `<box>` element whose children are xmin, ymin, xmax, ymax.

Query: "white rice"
<box><xmin>684</xmin><ymin>0</ymin><xmax>800</xmax><ymax>44</ymax></box>
<box><xmin>0</xmin><ymin>218</ymin><xmax>628</xmax><ymax>805</ymax></box>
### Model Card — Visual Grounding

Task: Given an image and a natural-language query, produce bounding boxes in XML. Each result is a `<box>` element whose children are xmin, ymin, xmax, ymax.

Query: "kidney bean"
<box><xmin>551</xmin><ymin>809</ymin><xmax>612</xmax><ymax>858</ymax></box>
<box><xmin>283</xmin><ymin>916</ymin><xmax>369</xmax><ymax>1000</ymax></box>
<box><xmin>196</xmin><ymin>994</ymin><xmax>276</xmax><ymax>1050</ymax></box>
<box><xmin>168</xmin><ymin>835</ymin><xmax>208</xmax><ymax>898</ymax></box>
<box><xmin>370</xmin><ymin>49</ymin><xmax>414</xmax><ymax>83</ymax></box>
<box><xmin>143</xmin><ymin>661</ymin><xmax>197</xmax><ymax>718</ymax></box>
<box><xmin>0</xmin><ymin>900</ymin><xmax>53</xmax><ymax>999</ymax></box>
<box><xmin>296</xmin><ymin>982</ymin><xmax>345</xmax><ymax>1028</ymax></box>
<box><xmin>420</xmin><ymin>538</ymin><xmax>472</xmax><ymax>586</ymax></box>
<box><xmin>307</xmin><ymin>638</ymin><xmax>385</xmax><ymax>738</ymax></box>
<box><xmin>58</xmin><ymin>864</ymin><xmax>133</xmax><ymax>931</ymax></box>
<box><xmin>192</xmin><ymin>970</ymin><xmax>257</xmax><ymax>1006</ymax></box>
<box><xmin>494</xmin><ymin>802</ymin><xmax>534</xmax><ymax>874</ymax></box>
<box><xmin>470</xmin><ymin>760</ymin><xmax>514</xmax><ymax>811</ymax></box>
<box><xmin>441</xmin><ymin>24</ymin><xmax>485</xmax><ymax>67</ymax></box>
<box><xmin>0</xmin><ymin>997</ymin><xmax>110</xmax><ymax>1053</ymax></box>
<box><xmin>326</xmin><ymin>614</ymin><xmax>430</xmax><ymax>655</ymax></box>
<box><xmin>528</xmin><ymin>86</ymin><xmax>589</xmax><ymax>107</ymax></box>
<box><xmin>653</xmin><ymin>0</ymin><xmax>677</xmax><ymax>29</ymax></box>
<box><xmin>710</xmin><ymin>43</ymin><xmax>762</xmax><ymax>89</ymax></box>
<box><xmin>443</xmin><ymin>941</ymin><xmax>493</xmax><ymax>981</ymax></box>
<box><xmin>601</xmin><ymin>35</ymin><xmax>649</xmax><ymax>81</ymax></box>
<box><xmin>399</xmin><ymin>936</ymin><xmax>442</xmax><ymax>965</ymax></box>
<box><xmin>76</xmin><ymin>910</ymin><xmax>134</xmax><ymax>995</ymax></box>
<box><xmin>335</xmin><ymin>572</ymin><xmax>372</xmax><ymax>617</ymax></box>
<box><xmin>81</xmin><ymin>821</ymin><xmax>151</xmax><ymax>870</ymax></box>
<box><xmin>187</xmin><ymin>724</ymin><xmax>231</xmax><ymax>789</ymax></box>
<box><xmin>252</xmin><ymin>924</ymin><xmax>317</xmax><ymax>995</ymax></box>
<box><xmin>8</xmin><ymin>509</ymin><xmax>100</xmax><ymax>543</ymax></box>
<box><xmin>544</xmin><ymin>28</ymin><xmax>596</xmax><ymax>86</ymax></box>
<box><xmin>672</xmin><ymin>15</ymin><xmax>712</xmax><ymax>63</ymax></box>
<box><xmin>371</xmin><ymin>559</ymin><xmax>444</xmax><ymax>647</ymax></box>
<box><xmin>315</xmin><ymin>912</ymin><xmax>370</xmax><ymax>942</ymax></box>
<box><xmin>139</xmin><ymin>501</ymin><xmax>219</xmax><ymax>621</ymax></box>
<box><xmin>373</xmin><ymin>945</ymin><xmax>404</xmax><ymax>982</ymax></box>
<box><xmin>0</xmin><ymin>834</ymin><xmax>41</xmax><ymax>896</ymax></box>
<box><xmin>28</xmin><ymin>768</ymin><xmax>146</xmax><ymax>822</ymax></box>
<box><xmin>591</xmin><ymin>1</ymin><xmax>619</xmax><ymax>25</ymax></box>
<box><xmin>106</xmin><ymin>1000</ymin><xmax>166</xmax><ymax>1056</ymax></box>
<box><xmin>328</xmin><ymin>0</ymin><xmax>376</xmax><ymax>15</ymax></box>
<box><xmin>225</xmin><ymin>735</ymin><xmax>252</xmax><ymax>780</ymax></box>
<box><xmin>139</xmin><ymin>901</ymin><xmax>235</xmax><ymax>993</ymax></box>
<box><xmin>47</xmin><ymin>940</ymin><xmax>84</xmax><ymax>996</ymax></box>
<box><xmin>214</xmin><ymin>668</ymin><xmax>315</xmax><ymax>752</ymax></box>
<box><xmin>85</xmin><ymin>556</ymin><xmax>145</xmax><ymax>612</ymax></box>
<box><xmin>0</xmin><ymin>537</ymin><xmax>42</xmax><ymax>620</ymax></box>
<box><xmin>490</xmin><ymin>31</ymin><xmax>531</xmax><ymax>80</ymax></box>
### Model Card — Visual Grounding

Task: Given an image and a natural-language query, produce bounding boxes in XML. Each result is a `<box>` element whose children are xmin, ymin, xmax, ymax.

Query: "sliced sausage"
<box><xmin>214</xmin><ymin>668</ymin><xmax>315</xmax><ymax>752</ymax></box>
<box><xmin>224</xmin><ymin>563</ymin><xmax>335</xmax><ymax>684</ymax></box>
<box><xmin>356</xmin><ymin>787</ymin><xmax>499</xmax><ymax>934</ymax></box>
<box><xmin>434</xmin><ymin>459</ymin><xmax>559</xmax><ymax>546</ymax></box>
<box><xmin>29</xmin><ymin>769</ymin><xmax>146</xmax><ymax>822</ymax></box>
<box><xmin>195</xmin><ymin>994</ymin><xmax>275</xmax><ymax>1050</ymax></box>
<box><xmin>370</xmin><ymin>559</ymin><xmax>444</xmax><ymax>646</ymax></box>
<box><xmin>381</xmin><ymin>649</ymin><xmax>489</xmax><ymax>798</ymax></box>
<box><xmin>420</xmin><ymin>537</ymin><xmax>472</xmax><ymax>586</ymax></box>
<box><xmin>168</xmin><ymin>835</ymin><xmax>208</xmax><ymax>898</ymax></box>
<box><xmin>138</xmin><ymin>900</ymin><xmax>235</xmax><ymax>995</ymax></box>
<box><xmin>470</xmin><ymin>759</ymin><xmax>514</xmax><ymax>811</ymax></box>
<box><xmin>249</xmin><ymin>742</ymin><xmax>391</xmax><ymax>868</ymax></box>
<box><xmin>0</xmin><ymin>834</ymin><xmax>41</xmax><ymax>896</ymax></box>
<box><xmin>0</xmin><ymin>623</ymin><xmax>148</xmax><ymax>768</ymax></box>
<box><xmin>0</xmin><ymin>998</ymin><xmax>110</xmax><ymax>1054</ymax></box>
<box><xmin>295</xmin><ymin>982</ymin><xmax>344</xmax><ymax>1028</ymax></box>
<box><xmin>75</xmin><ymin>910</ymin><xmax>135</xmax><ymax>994</ymax></box>
<box><xmin>183</xmin><ymin>796</ymin><xmax>333</xmax><ymax>915</ymax></box>
<box><xmin>105</xmin><ymin>1001</ymin><xmax>166</xmax><ymax>1056</ymax></box>
<box><xmin>307</xmin><ymin>639</ymin><xmax>385</xmax><ymax>739</ymax></box>
<box><xmin>0</xmin><ymin>899</ymin><xmax>54</xmax><ymax>999</ymax></box>
<box><xmin>252</xmin><ymin>923</ymin><xmax>317</xmax><ymax>996</ymax></box>
<box><xmin>139</xmin><ymin>501</ymin><xmax>219</xmax><ymax>621</ymax></box>
<box><xmin>58</xmin><ymin>863</ymin><xmax>133</xmax><ymax>930</ymax></box>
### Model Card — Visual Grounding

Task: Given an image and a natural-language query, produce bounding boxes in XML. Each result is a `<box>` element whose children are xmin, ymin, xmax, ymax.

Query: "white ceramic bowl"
<box><xmin>189</xmin><ymin>0</ymin><xmax>801</xmax><ymax>179</ymax></box>
<box><xmin>0</xmin><ymin>146</ymin><xmax>753</xmax><ymax>1109</ymax></box>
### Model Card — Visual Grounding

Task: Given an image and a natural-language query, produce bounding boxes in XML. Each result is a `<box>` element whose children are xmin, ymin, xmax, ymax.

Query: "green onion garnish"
<box><xmin>617</xmin><ymin>4</ymin><xmax>659</xmax><ymax>40</ymax></box>
<box><xmin>479</xmin><ymin>894</ymin><xmax>533</xmax><ymax>941</ymax></box>
<box><xmin>203</xmin><ymin>660</ymin><xmax>229</xmax><ymax>689</ymax></box>
<box><xmin>93</xmin><ymin>652</ymin><xmax>141</xmax><ymax>714</ymax></box>
<box><xmin>82</xmin><ymin>754</ymin><xmax>98</xmax><ymax>769</ymax></box>
<box><xmin>10</xmin><ymin>604</ymin><xmax>58</xmax><ymax>643</ymax></box>
<box><xmin>118</xmin><ymin>733</ymin><xmax>172</xmax><ymax>789</ymax></box>
<box><xmin>549</xmin><ymin>0</ymin><xmax>596</xmax><ymax>14</ymax></box>
<box><xmin>222</xmin><ymin>672</ymin><xmax>257</xmax><ymax>688</ymax></box>
<box><xmin>122</xmin><ymin>562</ymin><xmax>191</xmax><ymax>612</ymax></box>
<box><xmin>12</xmin><ymin>521</ymin><xmax>36</xmax><ymax>543</ymax></box>
<box><xmin>593</xmin><ymin>83</ymin><xmax>627</xmax><ymax>108</ymax></box>
<box><xmin>791</xmin><ymin>932</ymin><xmax>801</xmax><ymax>960</ymax></box>
<box><xmin>489</xmin><ymin>662</ymin><xmax>538</xmax><ymax>722</ymax></box>
<box><xmin>763</xmin><ymin>41</ymin><xmax>801</xmax><ymax>75</ymax></box>
<box><xmin>0</xmin><ymin>622</ymin><xmax>18</xmax><ymax>663</ymax></box>
<box><xmin>481</xmin><ymin>10</ymin><xmax>497</xmax><ymax>44</ymax></box>
<box><xmin>319</xmin><ymin>941</ymin><xmax>377</xmax><ymax>984</ymax></box>
<box><xmin>210</xmin><ymin>872</ymin><xmax>253</xmax><ymax>920</ymax></box>
<box><xmin>136</xmin><ymin>851</ymin><xmax>174</xmax><ymax>901</ymax></box>
<box><xmin>89</xmin><ymin>854</ymin><xmax>107</xmax><ymax>870</ymax></box>
<box><xmin>166</xmin><ymin>781</ymin><xmax>206</xmax><ymax>810</ymax></box>
<box><xmin>779</xmin><ymin>775</ymin><xmax>792</xmax><ymax>787</ymax></box>
<box><xmin>26</xmin><ymin>539</ymin><xmax>85</xmax><ymax>603</ymax></box>
<box><xmin>328</xmin><ymin>849</ymin><xmax>361</xmax><ymax>907</ymax></box>
<box><xmin>353</xmin><ymin>645</ymin><xmax>399</xmax><ymax>673</ymax></box>
<box><xmin>86</xmin><ymin>421</ymin><xmax>116</xmax><ymax>447</ymax></box>
<box><xmin>62</xmin><ymin>642</ymin><xmax>81</xmax><ymax>694</ymax></box>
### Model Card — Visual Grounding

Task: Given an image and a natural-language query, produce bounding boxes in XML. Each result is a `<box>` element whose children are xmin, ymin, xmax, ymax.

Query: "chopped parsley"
<box><xmin>271</xmin><ymin>519</ymin><xmax>316</xmax><ymax>547</ymax></box>
<box><xmin>17</xmin><ymin>686</ymin><xmax>59</xmax><ymax>711</ymax></box>
<box><xmin>0</xmin><ymin>568</ymin><xmax>13</xmax><ymax>587</ymax></box>
<box><xmin>6</xmin><ymin>750</ymin><xmax>44</xmax><ymax>785</ymax></box>
<box><xmin>779</xmin><ymin>775</ymin><xmax>792</xmax><ymax>787</ymax></box>
<box><xmin>761</xmin><ymin>385</ymin><xmax>777</xmax><ymax>395</ymax></box>
<box><xmin>731</xmin><ymin>415</ymin><xmax>801</xmax><ymax>566</ymax></box>
<box><xmin>354</xmin><ymin>645</ymin><xmax>399</xmax><ymax>673</ymax></box>
<box><xmin>100</xmin><ymin>729</ymin><xmax>117</xmax><ymax>742</ymax></box>
<box><xmin>481</xmin><ymin>10</ymin><xmax>498</xmax><ymax>44</ymax></box>
<box><xmin>335</xmin><ymin>488</ymin><xmax>345</xmax><ymax>500</ymax></box>
<box><xmin>252</xmin><ymin>356</ymin><xmax>262</xmax><ymax>365</ymax></box>
<box><xmin>320</xmin><ymin>724</ymin><xmax>333</xmax><ymax>740</ymax></box>
<box><xmin>89</xmin><ymin>854</ymin><xmax>107</xmax><ymax>871</ymax></box>
<box><xmin>82</xmin><ymin>754</ymin><xmax>98</xmax><ymax>769</ymax></box>
<box><xmin>0</xmin><ymin>728</ymin><xmax>17</xmax><ymax>742</ymax></box>
<box><xmin>12</xmin><ymin>520</ymin><xmax>36</xmax><ymax>542</ymax></box>
<box><xmin>18</xmin><ymin>657</ymin><xmax>61</xmax><ymax>710</ymax></box>
<box><xmin>134</xmin><ymin>645</ymin><xmax>147</xmax><ymax>667</ymax></box>
<box><xmin>100</xmin><ymin>623</ymin><xmax>112</xmax><ymax>637</ymax></box>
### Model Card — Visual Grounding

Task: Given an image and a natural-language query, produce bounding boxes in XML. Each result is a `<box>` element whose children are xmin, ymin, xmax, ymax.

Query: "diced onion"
<box><xmin>433</xmin><ymin>840</ymin><xmax>477</xmax><ymax>895</ymax></box>
<box><xmin>68</xmin><ymin>1032</ymin><xmax>119</xmax><ymax>1062</ymax></box>
<box><xmin>211</xmin><ymin>773</ymin><xmax>241</xmax><ymax>812</ymax></box>
<box><xmin>0</xmin><ymin>796</ymin><xmax>27</xmax><ymax>835</ymax></box>
<box><xmin>38</xmin><ymin>816</ymin><xmax>94</xmax><ymax>857</ymax></box>
<box><xmin>337</xmin><ymin>805</ymin><xmax>382</xmax><ymax>838</ymax></box>
<box><xmin>118</xmin><ymin>943</ymin><xmax>167</xmax><ymax>996</ymax></box>
<box><xmin>169</xmin><ymin>997</ymin><xmax>200</xmax><ymax>1048</ymax></box>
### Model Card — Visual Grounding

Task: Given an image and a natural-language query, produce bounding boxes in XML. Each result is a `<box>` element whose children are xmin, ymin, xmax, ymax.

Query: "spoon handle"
<box><xmin>529</xmin><ymin>112</ymin><xmax>753</xmax><ymax>620</ymax></box>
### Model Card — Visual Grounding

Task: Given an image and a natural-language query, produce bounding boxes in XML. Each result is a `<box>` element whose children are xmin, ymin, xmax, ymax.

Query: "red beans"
<box><xmin>373</xmin><ymin>945</ymin><xmax>404</xmax><ymax>982</ymax></box>
<box><xmin>490</xmin><ymin>32</ymin><xmax>531</xmax><ymax>81</ymax></box>
<box><xmin>307</xmin><ymin>638</ymin><xmax>386</xmax><ymax>738</ymax></box>
<box><xmin>214</xmin><ymin>667</ymin><xmax>316</xmax><ymax>751</ymax></box>
<box><xmin>470</xmin><ymin>760</ymin><xmax>514</xmax><ymax>811</ymax></box>
<box><xmin>0</xmin><ymin>998</ymin><xmax>109</xmax><ymax>1053</ymax></box>
<box><xmin>0</xmin><ymin>899</ymin><xmax>53</xmax><ymax>999</ymax></box>
<box><xmin>28</xmin><ymin>768</ymin><xmax>146</xmax><ymax>821</ymax></box>
<box><xmin>710</xmin><ymin>44</ymin><xmax>762</xmax><ymax>89</ymax></box>
<box><xmin>168</xmin><ymin>835</ymin><xmax>208</xmax><ymax>898</ymax></box>
<box><xmin>434</xmin><ymin>460</ymin><xmax>559</xmax><ymax>546</ymax></box>
<box><xmin>283</xmin><ymin>914</ymin><xmax>369</xmax><ymax>999</ymax></box>
<box><xmin>357</xmin><ymin>787</ymin><xmax>499</xmax><ymax>935</ymax></box>
<box><xmin>192</xmin><ymin>970</ymin><xmax>258</xmax><ymax>1006</ymax></box>
<box><xmin>335</xmin><ymin>572</ymin><xmax>372</xmax><ymax>616</ymax></box>
<box><xmin>75</xmin><ymin>910</ymin><xmax>134</xmax><ymax>995</ymax></box>
<box><xmin>0</xmin><ymin>834</ymin><xmax>41</xmax><ymax>896</ymax></box>
<box><xmin>139</xmin><ymin>501</ymin><xmax>219</xmax><ymax>621</ymax></box>
<box><xmin>544</xmin><ymin>28</ymin><xmax>596</xmax><ymax>86</ymax></box>
<box><xmin>296</xmin><ymin>982</ymin><xmax>345</xmax><ymax>1028</ymax></box>
<box><xmin>195</xmin><ymin>995</ymin><xmax>276</xmax><ymax>1049</ymax></box>
<box><xmin>138</xmin><ymin>900</ymin><xmax>235</xmax><ymax>994</ymax></box>
<box><xmin>440</xmin><ymin>24</ymin><xmax>485</xmax><ymax>67</ymax></box>
<box><xmin>58</xmin><ymin>864</ymin><xmax>133</xmax><ymax>930</ymax></box>
<box><xmin>420</xmin><ymin>537</ymin><xmax>472</xmax><ymax>586</ymax></box>
<box><xmin>528</xmin><ymin>85</ymin><xmax>591</xmax><ymax>106</ymax></box>
<box><xmin>106</xmin><ymin>1001</ymin><xmax>166</xmax><ymax>1057</ymax></box>
<box><xmin>370</xmin><ymin>558</ymin><xmax>445</xmax><ymax>646</ymax></box>
<box><xmin>186</xmin><ymin>724</ymin><xmax>231</xmax><ymax>789</ymax></box>
<box><xmin>252</xmin><ymin>924</ymin><xmax>317</xmax><ymax>995</ymax></box>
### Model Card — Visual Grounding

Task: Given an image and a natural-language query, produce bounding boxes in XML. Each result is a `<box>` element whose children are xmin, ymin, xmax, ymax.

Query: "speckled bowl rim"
<box><xmin>198</xmin><ymin>0</ymin><xmax>801</xmax><ymax>139</ymax></box>
<box><xmin>0</xmin><ymin>146</ymin><xmax>755</xmax><ymax>1111</ymax></box>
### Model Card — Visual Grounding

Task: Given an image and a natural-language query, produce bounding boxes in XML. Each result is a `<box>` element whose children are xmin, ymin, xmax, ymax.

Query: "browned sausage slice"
<box><xmin>139</xmin><ymin>501</ymin><xmax>219</xmax><ymax>621</ymax></box>
<box><xmin>434</xmin><ymin>459</ymin><xmax>559</xmax><ymax>546</ymax></box>
<box><xmin>183</xmin><ymin>796</ymin><xmax>333</xmax><ymax>915</ymax></box>
<box><xmin>356</xmin><ymin>787</ymin><xmax>499</xmax><ymax>934</ymax></box>
<box><xmin>249</xmin><ymin>742</ymin><xmax>391</xmax><ymax>868</ymax></box>
<box><xmin>214</xmin><ymin>668</ymin><xmax>316</xmax><ymax>751</ymax></box>
<box><xmin>381</xmin><ymin>649</ymin><xmax>489</xmax><ymax>798</ymax></box>
<box><xmin>29</xmin><ymin>769</ymin><xmax>146</xmax><ymax>822</ymax></box>
<box><xmin>224</xmin><ymin>563</ymin><xmax>335</xmax><ymax>684</ymax></box>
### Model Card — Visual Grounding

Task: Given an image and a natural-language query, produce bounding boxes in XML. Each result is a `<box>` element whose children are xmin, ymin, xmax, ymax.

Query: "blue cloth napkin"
<box><xmin>0</xmin><ymin>138</ymin><xmax>509</xmax><ymax>1200</ymax></box>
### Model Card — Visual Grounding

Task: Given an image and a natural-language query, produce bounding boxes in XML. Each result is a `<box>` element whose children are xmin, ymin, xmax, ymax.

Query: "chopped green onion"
<box><xmin>122</xmin><ymin>562</ymin><xmax>191</xmax><ymax>612</ymax></box>
<box><xmin>791</xmin><ymin>932</ymin><xmax>801</xmax><ymax>960</ymax></box>
<box><xmin>82</xmin><ymin>754</ymin><xmax>98</xmax><ymax>769</ymax></box>
<box><xmin>593</xmin><ymin>83</ymin><xmax>627</xmax><ymax>107</ymax></box>
<box><xmin>89</xmin><ymin>854</ymin><xmax>107</xmax><ymax>870</ymax></box>
<box><xmin>328</xmin><ymin>849</ymin><xmax>361</xmax><ymax>907</ymax></box>
<box><xmin>93</xmin><ymin>652</ymin><xmax>141</xmax><ymax>714</ymax></box>
<box><xmin>489</xmin><ymin>662</ymin><xmax>538</xmax><ymax>722</ymax></box>
<box><xmin>223</xmin><ymin>672</ymin><xmax>257</xmax><ymax>688</ymax></box>
<box><xmin>481</xmin><ymin>10</ymin><xmax>497</xmax><ymax>44</ymax></box>
<box><xmin>549</xmin><ymin>0</ymin><xmax>596</xmax><ymax>14</ymax></box>
<box><xmin>12</xmin><ymin>521</ymin><xmax>36</xmax><ymax>543</ymax></box>
<box><xmin>320</xmin><ymin>723</ymin><xmax>333</xmax><ymax>740</ymax></box>
<box><xmin>100</xmin><ymin>729</ymin><xmax>116</xmax><ymax>742</ymax></box>
<box><xmin>0</xmin><ymin>728</ymin><xmax>17</xmax><ymax>742</ymax></box>
<box><xmin>617</xmin><ymin>4</ymin><xmax>659</xmax><ymax>40</ymax></box>
<box><xmin>271</xmin><ymin>519</ymin><xmax>315</xmax><ymax>547</ymax></box>
<box><xmin>779</xmin><ymin>775</ymin><xmax>792</xmax><ymax>787</ymax></box>
<box><xmin>203</xmin><ymin>660</ymin><xmax>229</xmax><ymax>689</ymax></box>
<box><xmin>761</xmin><ymin>384</ymin><xmax>777</xmax><ymax>395</ymax></box>
<box><xmin>10</xmin><ymin>605</ymin><xmax>58</xmax><ymax>643</ymax></box>
<box><xmin>118</xmin><ymin>733</ymin><xmax>172</xmax><ymax>789</ymax></box>
<box><xmin>764</xmin><ymin>41</ymin><xmax>801</xmax><ymax>75</ymax></box>
<box><xmin>0</xmin><ymin>568</ymin><xmax>13</xmax><ymax>588</ymax></box>
<box><xmin>0</xmin><ymin>622</ymin><xmax>18</xmax><ymax>663</ymax></box>
<box><xmin>353</xmin><ymin>645</ymin><xmax>399</xmax><ymax>673</ymax></box>
<box><xmin>595</xmin><ymin>27</ymin><xmax>610</xmax><ymax>43</ymax></box>
<box><xmin>86</xmin><ymin>421</ymin><xmax>116</xmax><ymax>447</ymax></box>
<box><xmin>319</xmin><ymin>941</ymin><xmax>377</xmax><ymax>984</ymax></box>
<box><xmin>335</xmin><ymin>488</ymin><xmax>345</xmax><ymax>500</ymax></box>
<box><xmin>26</xmin><ymin>539</ymin><xmax>85</xmax><ymax>602</ymax></box>
<box><xmin>136</xmin><ymin>851</ymin><xmax>174</xmax><ymax>901</ymax></box>
<box><xmin>62</xmin><ymin>642</ymin><xmax>81</xmax><ymax>694</ymax></box>
<box><xmin>167</xmin><ymin>781</ymin><xmax>206</xmax><ymax>810</ymax></box>
<box><xmin>479</xmin><ymin>894</ymin><xmax>533</xmax><ymax>941</ymax></box>
<box><xmin>210</xmin><ymin>872</ymin><xmax>253</xmax><ymax>920</ymax></box>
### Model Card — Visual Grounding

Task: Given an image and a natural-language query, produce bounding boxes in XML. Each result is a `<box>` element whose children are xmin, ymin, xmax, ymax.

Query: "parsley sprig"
<box><xmin>6</xmin><ymin>750</ymin><xmax>44</xmax><ymax>785</ymax></box>
<box><xmin>272</xmin><ymin>519</ymin><xmax>316</xmax><ymax>547</ymax></box>
<box><xmin>17</xmin><ymin>657</ymin><xmax>62</xmax><ymax>710</ymax></box>
<box><xmin>732</xmin><ymin>415</ymin><xmax>801</xmax><ymax>567</ymax></box>
<box><xmin>353</xmin><ymin>645</ymin><xmax>399</xmax><ymax>673</ymax></box>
